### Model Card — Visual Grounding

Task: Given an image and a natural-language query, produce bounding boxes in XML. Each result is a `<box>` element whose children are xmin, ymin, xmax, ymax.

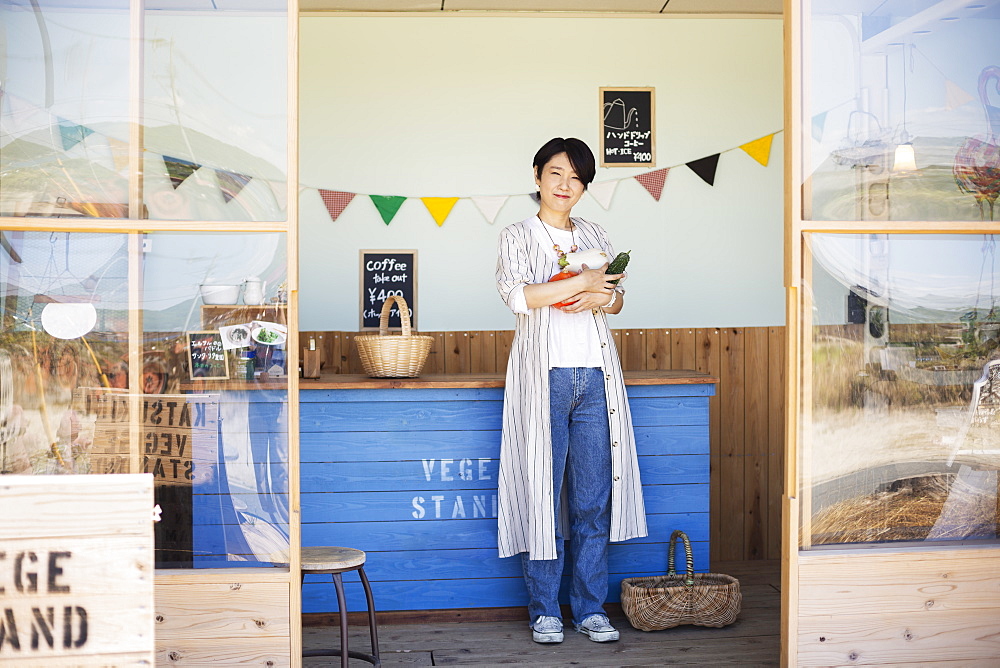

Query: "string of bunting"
<box><xmin>2</xmin><ymin>84</ymin><xmax>775</xmax><ymax>222</ymax></box>
<box><xmin>317</xmin><ymin>131</ymin><xmax>782</xmax><ymax>227</ymax></box>
<box><xmin>1</xmin><ymin>87</ymin><xmax>256</xmax><ymax>206</ymax></box>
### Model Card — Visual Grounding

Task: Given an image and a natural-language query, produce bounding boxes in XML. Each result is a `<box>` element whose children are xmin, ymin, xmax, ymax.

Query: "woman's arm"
<box><xmin>523</xmin><ymin>264</ymin><xmax>624</xmax><ymax>310</ymax></box>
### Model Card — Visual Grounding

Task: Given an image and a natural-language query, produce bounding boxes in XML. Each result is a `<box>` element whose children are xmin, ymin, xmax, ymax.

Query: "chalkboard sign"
<box><xmin>186</xmin><ymin>330</ymin><xmax>229</xmax><ymax>379</ymax></box>
<box><xmin>360</xmin><ymin>250</ymin><xmax>417</xmax><ymax>330</ymax></box>
<box><xmin>600</xmin><ymin>87</ymin><xmax>655</xmax><ymax>167</ymax></box>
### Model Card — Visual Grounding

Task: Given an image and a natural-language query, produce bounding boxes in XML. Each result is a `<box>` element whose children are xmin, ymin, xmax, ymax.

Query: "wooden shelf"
<box><xmin>200</xmin><ymin>304</ymin><xmax>287</xmax><ymax>329</ymax></box>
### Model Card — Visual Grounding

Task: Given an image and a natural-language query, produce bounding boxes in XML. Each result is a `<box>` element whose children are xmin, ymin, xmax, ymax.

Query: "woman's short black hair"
<box><xmin>533</xmin><ymin>137</ymin><xmax>596</xmax><ymax>189</ymax></box>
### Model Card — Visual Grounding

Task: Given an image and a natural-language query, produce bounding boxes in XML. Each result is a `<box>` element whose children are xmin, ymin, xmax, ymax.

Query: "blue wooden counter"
<box><xmin>300</xmin><ymin>370</ymin><xmax>717</xmax><ymax>614</ymax></box>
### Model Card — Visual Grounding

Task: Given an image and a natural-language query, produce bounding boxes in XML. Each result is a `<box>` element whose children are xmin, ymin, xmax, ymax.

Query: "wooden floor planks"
<box><xmin>303</xmin><ymin>561</ymin><xmax>780</xmax><ymax>666</ymax></box>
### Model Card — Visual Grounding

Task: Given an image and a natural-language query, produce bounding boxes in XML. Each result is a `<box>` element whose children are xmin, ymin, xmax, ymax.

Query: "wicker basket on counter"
<box><xmin>620</xmin><ymin>529</ymin><xmax>741</xmax><ymax>631</ymax></box>
<box><xmin>354</xmin><ymin>295</ymin><xmax>433</xmax><ymax>378</ymax></box>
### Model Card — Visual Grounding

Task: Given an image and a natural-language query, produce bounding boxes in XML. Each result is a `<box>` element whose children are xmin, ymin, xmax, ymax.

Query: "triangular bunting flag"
<box><xmin>529</xmin><ymin>192</ymin><xmax>541</xmax><ymax>204</ymax></box>
<box><xmin>471</xmin><ymin>195</ymin><xmax>508</xmax><ymax>224</ymax></box>
<box><xmin>57</xmin><ymin>118</ymin><xmax>94</xmax><ymax>151</ymax></box>
<box><xmin>811</xmin><ymin>111</ymin><xmax>828</xmax><ymax>142</ymax></box>
<box><xmin>740</xmin><ymin>134</ymin><xmax>774</xmax><ymax>167</ymax></box>
<box><xmin>421</xmin><ymin>197</ymin><xmax>459</xmax><ymax>227</ymax></box>
<box><xmin>588</xmin><ymin>180</ymin><xmax>619</xmax><ymax>210</ymax></box>
<box><xmin>945</xmin><ymin>80</ymin><xmax>975</xmax><ymax>110</ymax></box>
<box><xmin>687</xmin><ymin>154</ymin><xmax>720</xmax><ymax>186</ymax></box>
<box><xmin>107</xmin><ymin>137</ymin><xmax>130</xmax><ymax>172</ymax></box>
<box><xmin>369</xmin><ymin>195</ymin><xmax>407</xmax><ymax>225</ymax></box>
<box><xmin>162</xmin><ymin>155</ymin><xmax>201</xmax><ymax>189</ymax></box>
<box><xmin>2</xmin><ymin>92</ymin><xmax>53</xmax><ymax>147</ymax></box>
<box><xmin>318</xmin><ymin>190</ymin><xmax>356</xmax><ymax>222</ymax></box>
<box><xmin>634</xmin><ymin>168</ymin><xmax>669</xmax><ymax>201</ymax></box>
<box><xmin>215</xmin><ymin>169</ymin><xmax>253</xmax><ymax>203</ymax></box>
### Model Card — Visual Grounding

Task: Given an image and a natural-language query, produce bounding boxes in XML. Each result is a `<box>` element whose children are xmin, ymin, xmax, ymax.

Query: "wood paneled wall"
<box><xmin>300</xmin><ymin>326</ymin><xmax>787</xmax><ymax>564</ymax></box>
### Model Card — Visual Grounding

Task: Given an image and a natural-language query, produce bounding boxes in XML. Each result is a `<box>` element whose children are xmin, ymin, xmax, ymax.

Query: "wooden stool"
<box><xmin>302</xmin><ymin>546</ymin><xmax>381</xmax><ymax>667</ymax></box>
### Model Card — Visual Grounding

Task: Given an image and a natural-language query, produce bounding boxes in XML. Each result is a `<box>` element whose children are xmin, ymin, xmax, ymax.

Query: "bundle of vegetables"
<box><xmin>547</xmin><ymin>249</ymin><xmax>631</xmax><ymax>308</ymax></box>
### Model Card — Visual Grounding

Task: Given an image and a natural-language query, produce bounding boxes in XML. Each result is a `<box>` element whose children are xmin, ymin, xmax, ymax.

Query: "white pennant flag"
<box><xmin>1</xmin><ymin>92</ymin><xmax>54</xmax><ymax>148</ymax></box>
<box><xmin>588</xmin><ymin>179</ymin><xmax>619</xmax><ymax>210</ymax></box>
<box><xmin>945</xmin><ymin>79</ymin><xmax>975</xmax><ymax>110</ymax></box>
<box><xmin>471</xmin><ymin>195</ymin><xmax>509</xmax><ymax>224</ymax></box>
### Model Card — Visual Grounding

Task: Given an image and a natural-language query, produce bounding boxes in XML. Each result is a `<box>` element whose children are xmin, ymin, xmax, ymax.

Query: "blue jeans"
<box><xmin>522</xmin><ymin>367</ymin><xmax>613</xmax><ymax>624</ymax></box>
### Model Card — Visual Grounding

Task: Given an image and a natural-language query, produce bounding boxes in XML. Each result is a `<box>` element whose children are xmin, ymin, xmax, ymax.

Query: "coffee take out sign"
<box><xmin>0</xmin><ymin>475</ymin><xmax>154</xmax><ymax>664</ymax></box>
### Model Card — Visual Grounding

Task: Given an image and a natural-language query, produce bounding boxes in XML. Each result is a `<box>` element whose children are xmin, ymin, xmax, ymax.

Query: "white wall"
<box><xmin>299</xmin><ymin>15</ymin><xmax>784</xmax><ymax>331</ymax></box>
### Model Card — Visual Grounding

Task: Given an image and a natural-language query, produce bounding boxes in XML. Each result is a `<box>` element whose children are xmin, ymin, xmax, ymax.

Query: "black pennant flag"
<box><xmin>162</xmin><ymin>155</ymin><xmax>201</xmax><ymax>189</ymax></box>
<box><xmin>686</xmin><ymin>154</ymin><xmax>721</xmax><ymax>186</ymax></box>
<box><xmin>215</xmin><ymin>169</ymin><xmax>252</xmax><ymax>203</ymax></box>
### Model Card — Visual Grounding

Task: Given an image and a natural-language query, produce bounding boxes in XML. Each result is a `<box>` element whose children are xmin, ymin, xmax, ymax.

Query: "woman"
<box><xmin>495</xmin><ymin>137</ymin><xmax>647</xmax><ymax>644</ymax></box>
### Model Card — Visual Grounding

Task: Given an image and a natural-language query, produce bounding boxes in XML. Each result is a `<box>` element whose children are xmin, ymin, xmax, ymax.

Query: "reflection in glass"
<box><xmin>142</xmin><ymin>8</ymin><xmax>288</xmax><ymax>222</ymax></box>
<box><xmin>0</xmin><ymin>1</ymin><xmax>131</xmax><ymax>218</ymax></box>
<box><xmin>803</xmin><ymin>233</ymin><xmax>999</xmax><ymax>548</ymax></box>
<box><xmin>804</xmin><ymin>1</ymin><xmax>1000</xmax><ymax>221</ymax></box>
<box><xmin>0</xmin><ymin>1</ymin><xmax>288</xmax><ymax>223</ymax></box>
<box><xmin>0</xmin><ymin>230</ymin><xmax>290</xmax><ymax>568</ymax></box>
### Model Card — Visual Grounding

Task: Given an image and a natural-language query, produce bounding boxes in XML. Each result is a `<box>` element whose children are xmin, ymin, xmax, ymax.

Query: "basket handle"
<box><xmin>666</xmin><ymin>529</ymin><xmax>695</xmax><ymax>586</ymax></box>
<box><xmin>378</xmin><ymin>294</ymin><xmax>413</xmax><ymax>337</ymax></box>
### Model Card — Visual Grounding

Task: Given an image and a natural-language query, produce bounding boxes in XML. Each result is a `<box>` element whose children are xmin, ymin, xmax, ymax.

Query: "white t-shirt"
<box><xmin>532</xmin><ymin>222</ymin><xmax>605</xmax><ymax>369</ymax></box>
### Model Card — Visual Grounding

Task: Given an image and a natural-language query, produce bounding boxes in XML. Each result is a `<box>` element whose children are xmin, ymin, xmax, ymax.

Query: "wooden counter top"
<box><xmin>183</xmin><ymin>369</ymin><xmax>717</xmax><ymax>392</ymax></box>
<box><xmin>301</xmin><ymin>369</ymin><xmax>718</xmax><ymax>390</ymax></box>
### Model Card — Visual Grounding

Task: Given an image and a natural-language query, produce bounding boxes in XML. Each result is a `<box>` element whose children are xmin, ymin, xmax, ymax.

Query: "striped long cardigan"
<box><xmin>495</xmin><ymin>215</ymin><xmax>648</xmax><ymax>560</ymax></box>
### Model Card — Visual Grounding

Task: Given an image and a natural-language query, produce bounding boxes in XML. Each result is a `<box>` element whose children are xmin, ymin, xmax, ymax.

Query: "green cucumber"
<box><xmin>606</xmin><ymin>250</ymin><xmax>630</xmax><ymax>284</ymax></box>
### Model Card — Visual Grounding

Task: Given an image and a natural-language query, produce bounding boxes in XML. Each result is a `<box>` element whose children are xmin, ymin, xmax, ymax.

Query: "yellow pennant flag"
<box><xmin>107</xmin><ymin>137</ymin><xmax>131</xmax><ymax>173</ymax></box>
<box><xmin>740</xmin><ymin>134</ymin><xmax>775</xmax><ymax>167</ymax></box>
<box><xmin>421</xmin><ymin>197</ymin><xmax>459</xmax><ymax>226</ymax></box>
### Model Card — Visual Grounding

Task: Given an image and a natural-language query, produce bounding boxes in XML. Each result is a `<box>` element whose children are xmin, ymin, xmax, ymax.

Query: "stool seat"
<box><xmin>302</xmin><ymin>546</ymin><xmax>366</xmax><ymax>572</ymax></box>
<box><xmin>301</xmin><ymin>545</ymin><xmax>380</xmax><ymax>667</ymax></box>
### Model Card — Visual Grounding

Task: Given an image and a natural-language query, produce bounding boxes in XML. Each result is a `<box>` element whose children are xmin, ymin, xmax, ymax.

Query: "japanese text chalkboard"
<box><xmin>186</xmin><ymin>330</ymin><xmax>229</xmax><ymax>379</ymax></box>
<box><xmin>600</xmin><ymin>87</ymin><xmax>655</xmax><ymax>167</ymax></box>
<box><xmin>360</xmin><ymin>250</ymin><xmax>417</xmax><ymax>330</ymax></box>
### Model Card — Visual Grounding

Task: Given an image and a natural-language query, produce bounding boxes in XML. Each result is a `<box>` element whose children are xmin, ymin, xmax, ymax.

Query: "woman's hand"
<box><xmin>556</xmin><ymin>263</ymin><xmax>624</xmax><ymax>313</ymax></box>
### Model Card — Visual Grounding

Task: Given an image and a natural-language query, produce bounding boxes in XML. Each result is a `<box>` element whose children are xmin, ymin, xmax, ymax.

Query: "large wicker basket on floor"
<box><xmin>620</xmin><ymin>529</ymin><xmax>741</xmax><ymax>631</ymax></box>
<box><xmin>355</xmin><ymin>295</ymin><xmax>433</xmax><ymax>378</ymax></box>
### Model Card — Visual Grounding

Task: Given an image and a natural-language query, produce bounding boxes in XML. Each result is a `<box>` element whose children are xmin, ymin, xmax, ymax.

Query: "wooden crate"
<box><xmin>797</xmin><ymin>547</ymin><xmax>1000</xmax><ymax>665</ymax></box>
<box><xmin>0</xmin><ymin>474</ymin><xmax>154</xmax><ymax>666</ymax></box>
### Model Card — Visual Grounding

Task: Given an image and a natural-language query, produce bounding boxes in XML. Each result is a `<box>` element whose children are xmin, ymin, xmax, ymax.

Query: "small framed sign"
<box><xmin>186</xmin><ymin>330</ymin><xmax>229</xmax><ymax>380</ymax></box>
<box><xmin>600</xmin><ymin>87</ymin><xmax>655</xmax><ymax>167</ymax></box>
<box><xmin>360</xmin><ymin>250</ymin><xmax>417</xmax><ymax>330</ymax></box>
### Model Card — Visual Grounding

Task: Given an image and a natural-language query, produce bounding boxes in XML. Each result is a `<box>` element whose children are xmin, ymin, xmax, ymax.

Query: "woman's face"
<box><xmin>535</xmin><ymin>152</ymin><xmax>585</xmax><ymax>215</ymax></box>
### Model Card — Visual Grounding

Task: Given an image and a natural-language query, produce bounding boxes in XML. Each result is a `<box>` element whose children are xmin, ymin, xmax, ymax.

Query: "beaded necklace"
<box><xmin>539</xmin><ymin>220</ymin><xmax>578</xmax><ymax>268</ymax></box>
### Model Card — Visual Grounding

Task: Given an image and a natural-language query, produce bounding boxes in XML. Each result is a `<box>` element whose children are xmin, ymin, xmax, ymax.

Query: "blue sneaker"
<box><xmin>574</xmin><ymin>614</ymin><xmax>620</xmax><ymax>642</ymax></box>
<box><xmin>530</xmin><ymin>615</ymin><xmax>564</xmax><ymax>643</ymax></box>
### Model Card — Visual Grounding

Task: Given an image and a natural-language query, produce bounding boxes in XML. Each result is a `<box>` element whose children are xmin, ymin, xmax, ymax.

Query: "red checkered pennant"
<box><xmin>318</xmin><ymin>189</ymin><xmax>356</xmax><ymax>222</ymax></box>
<box><xmin>634</xmin><ymin>168</ymin><xmax>670</xmax><ymax>201</ymax></box>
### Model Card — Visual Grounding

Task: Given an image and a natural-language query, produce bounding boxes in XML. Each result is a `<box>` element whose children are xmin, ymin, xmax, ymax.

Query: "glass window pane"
<box><xmin>803</xmin><ymin>1</ymin><xmax>1000</xmax><ymax>222</ymax></box>
<box><xmin>0</xmin><ymin>230</ymin><xmax>290</xmax><ymax>569</ymax></box>
<box><xmin>0</xmin><ymin>1</ymin><xmax>131</xmax><ymax>219</ymax></box>
<box><xmin>801</xmin><ymin>232</ymin><xmax>999</xmax><ymax>548</ymax></box>
<box><xmin>142</xmin><ymin>5</ymin><xmax>288</xmax><ymax>223</ymax></box>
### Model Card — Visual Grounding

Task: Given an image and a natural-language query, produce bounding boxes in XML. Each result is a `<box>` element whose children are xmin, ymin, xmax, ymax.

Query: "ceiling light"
<box><xmin>893</xmin><ymin>142</ymin><xmax>918</xmax><ymax>172</ymax></box>
<box><xmin>40</xmin><ymin>302</ymin><xmax>97</xmax><ymax>339</ymax></box>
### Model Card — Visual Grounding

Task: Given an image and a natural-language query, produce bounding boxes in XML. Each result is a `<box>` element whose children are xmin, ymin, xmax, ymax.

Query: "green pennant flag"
<box><xmin>57</xmin><ymin>118</ymin><xmax>94</xmax><ymax>151</ymax></box>
<box><xmin>369</xmin><ymin>195</ymin><xmax>407</xmax><ymax>225</ymax></box>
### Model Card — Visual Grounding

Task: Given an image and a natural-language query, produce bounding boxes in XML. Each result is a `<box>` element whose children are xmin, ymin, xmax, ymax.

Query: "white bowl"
<box><xmin>200</xmin><ymin>284</ymin><xmax>240</xmax><ymax>305</ymax></box>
